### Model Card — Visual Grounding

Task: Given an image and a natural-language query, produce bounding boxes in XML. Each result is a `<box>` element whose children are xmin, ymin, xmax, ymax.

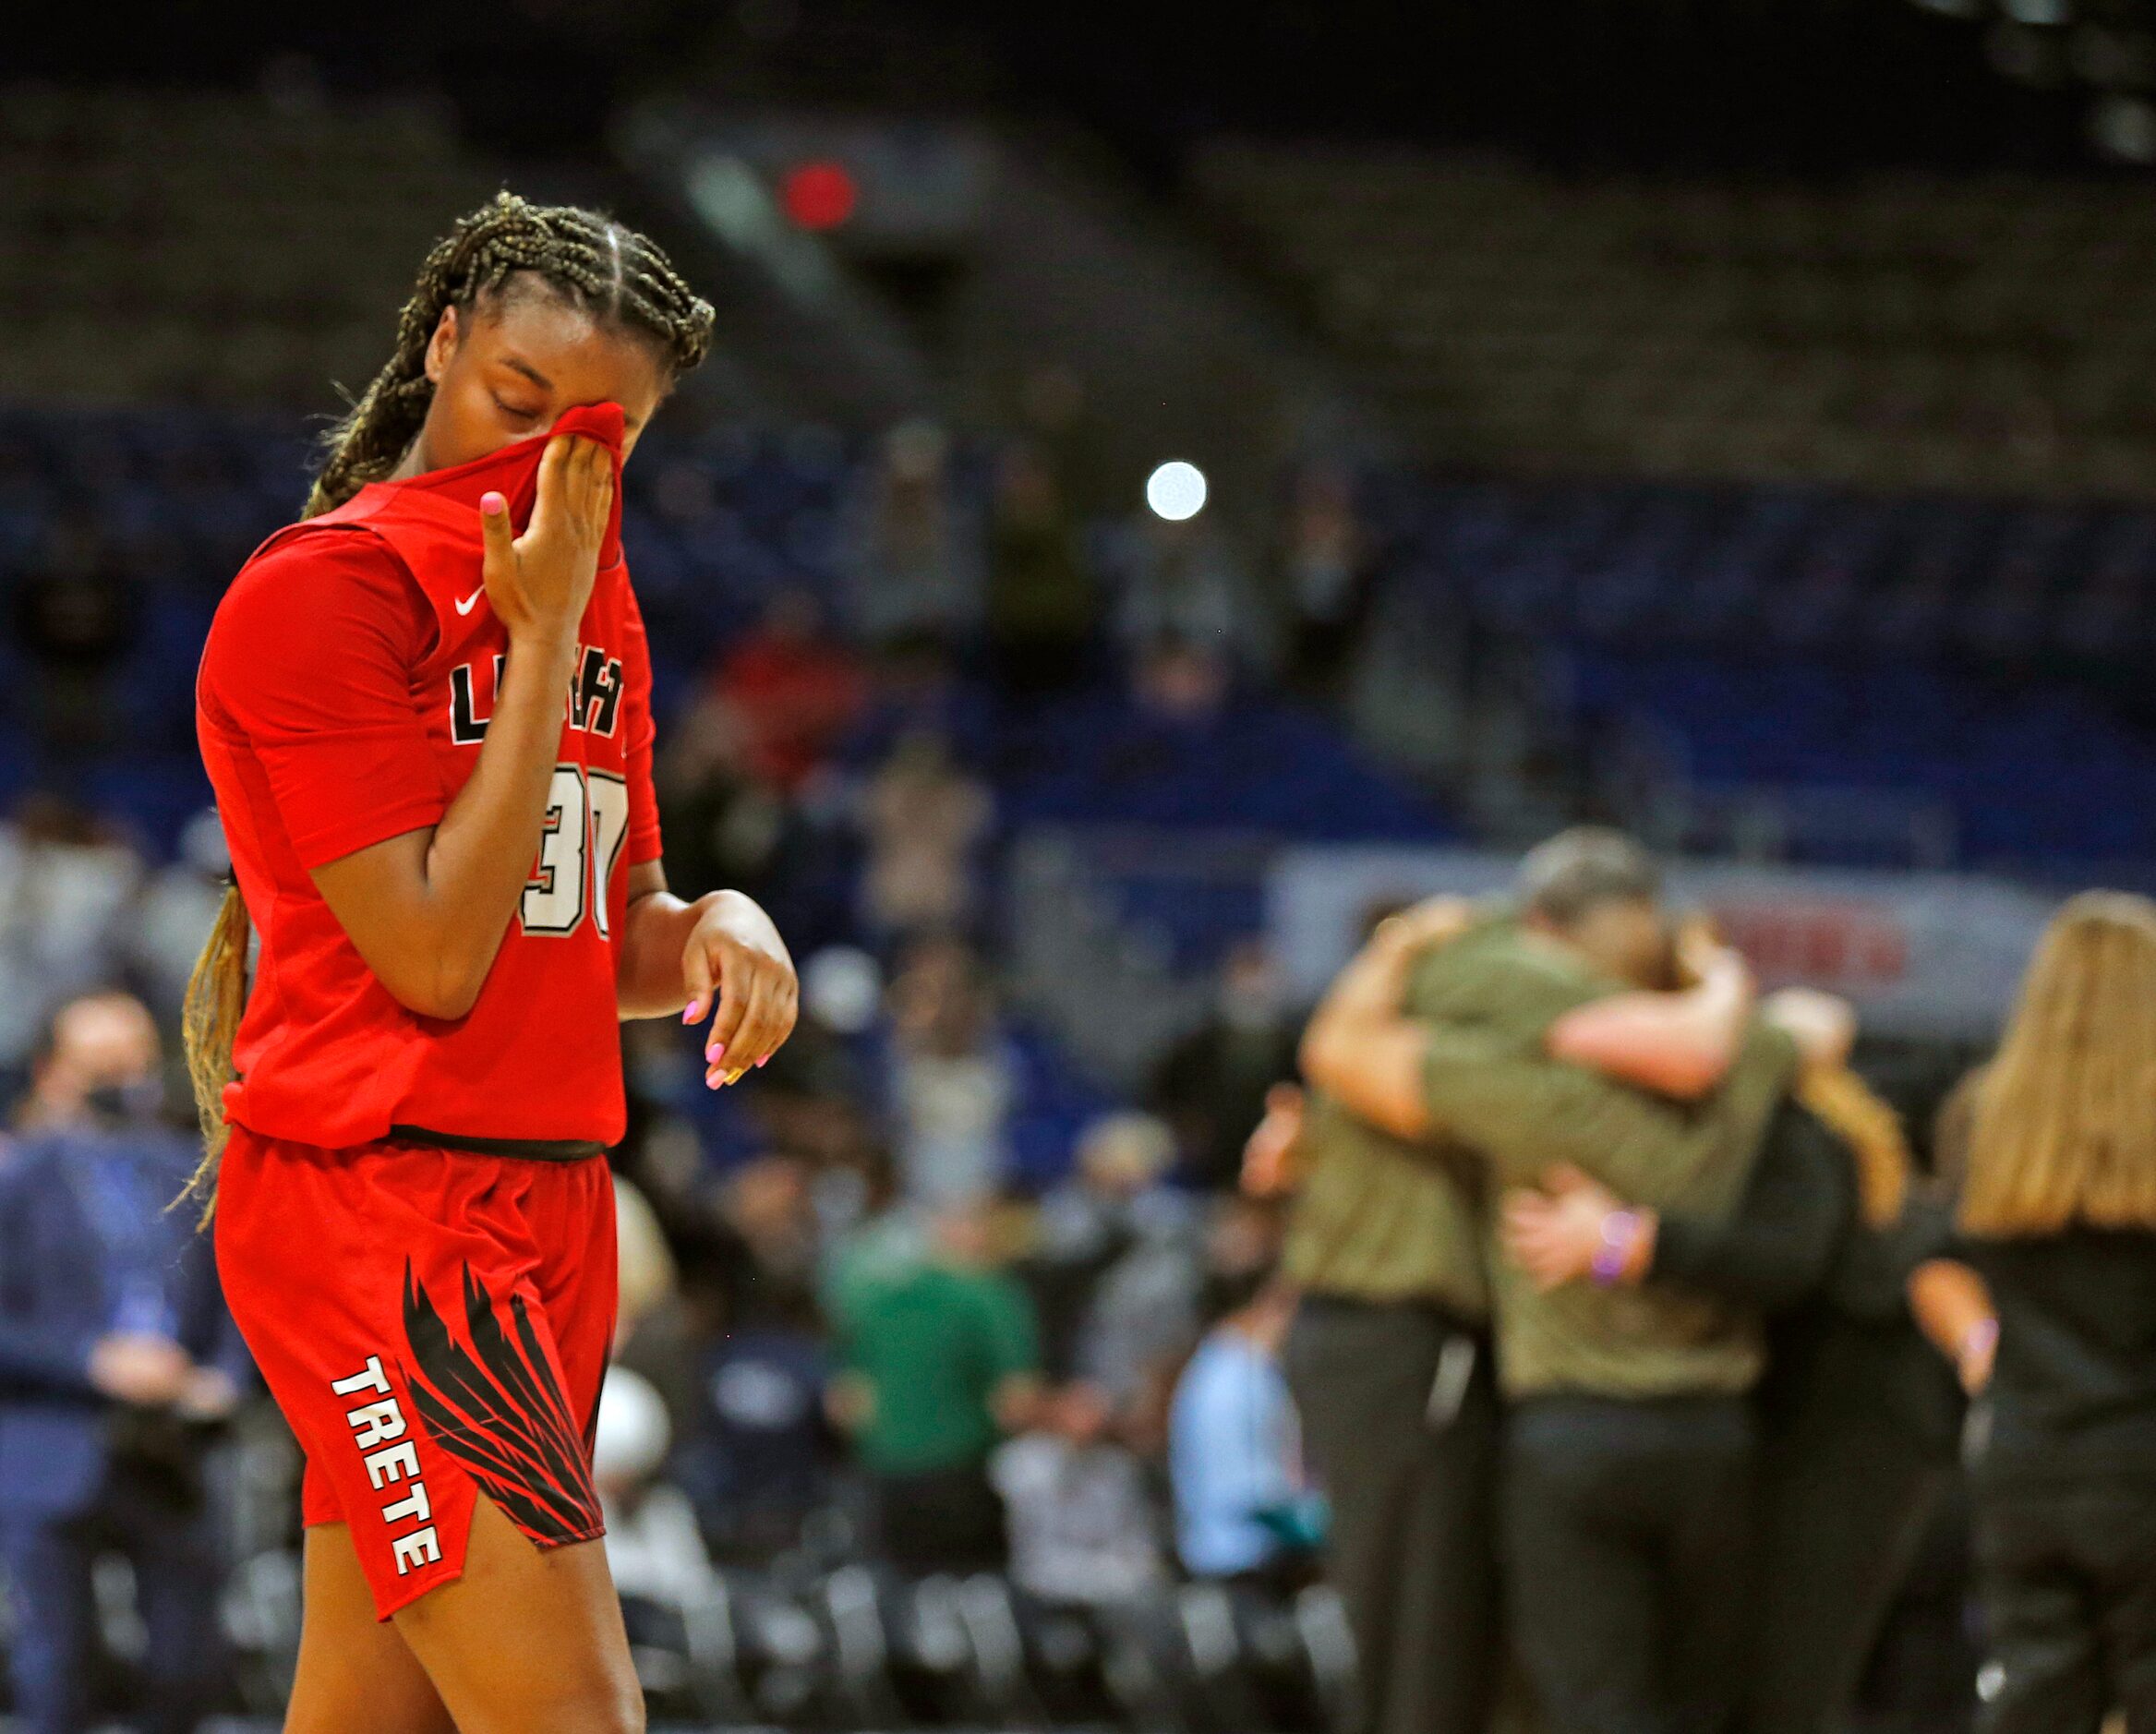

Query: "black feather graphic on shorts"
<box><xmin>399</xmin><ymin>1260</ymin><xmax>604</xmax><ymax>1548</ymax></box>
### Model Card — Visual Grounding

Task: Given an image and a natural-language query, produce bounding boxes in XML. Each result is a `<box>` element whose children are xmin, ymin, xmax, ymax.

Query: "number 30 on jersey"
<box><xmin>522</xmin><ymin>765</ymin><xmax>631</xmax><ymax>938</ymax></box>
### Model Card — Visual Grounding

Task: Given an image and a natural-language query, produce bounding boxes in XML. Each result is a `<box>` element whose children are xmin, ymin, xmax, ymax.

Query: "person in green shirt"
<box><xmin>1304</xmin><ymin>827</ymin><xmax>1795</xmax><ymax>1734</ymax></box>
<box><xmin>827</xmin><ymin>1198</ymin><xmax>1043</xmax><ymax>1576</ymax></box>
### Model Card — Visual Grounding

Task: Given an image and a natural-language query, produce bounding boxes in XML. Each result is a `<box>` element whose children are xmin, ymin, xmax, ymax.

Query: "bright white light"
<box><xmin>1146</xmin><ymin>461</ymin><xmax>1208</xmax><ymax>522</ymax></box>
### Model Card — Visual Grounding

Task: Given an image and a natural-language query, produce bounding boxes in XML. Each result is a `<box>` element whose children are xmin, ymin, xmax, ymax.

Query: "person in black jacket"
<box><xmin>1907</xmin><ymin>892</ymin><xmax>2156</xmax><ymax>1734</ymax></box>
<box><xmin>1504</xmin><ymin>987</ymin><xmax>1962</xmax><ymax>1734</ymax></box>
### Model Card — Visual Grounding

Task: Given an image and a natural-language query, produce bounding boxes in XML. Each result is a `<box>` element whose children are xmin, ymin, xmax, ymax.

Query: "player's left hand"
<box><xmin>681</xmin><ymin>891</ymin><xmax>798</xmax><ymax>1087</ymax></box>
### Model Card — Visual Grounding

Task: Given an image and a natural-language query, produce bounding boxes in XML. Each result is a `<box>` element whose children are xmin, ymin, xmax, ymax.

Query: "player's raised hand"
<box><xmin>477</xmin><ymin>432</ymin><xmax>612</xmax><ymax>644</ymax></box>
<box><xmin>681</xmin><ymin>890</ymin><xmax>800</xmax><ymax>1086</ymax></box>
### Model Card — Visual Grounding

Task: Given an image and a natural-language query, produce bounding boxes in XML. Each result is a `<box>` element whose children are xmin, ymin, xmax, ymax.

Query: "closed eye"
<box><xmin>492</xmin><ymin>394</ymin><xmax>543</xmax><ymax>425</ymax></box>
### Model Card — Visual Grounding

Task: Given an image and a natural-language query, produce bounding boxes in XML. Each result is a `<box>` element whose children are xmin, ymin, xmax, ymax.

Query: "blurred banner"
<box><xmin>1268</xmin><ymin>846</ymin><xmax>2061</xmax><ymax>1042</ymax></box>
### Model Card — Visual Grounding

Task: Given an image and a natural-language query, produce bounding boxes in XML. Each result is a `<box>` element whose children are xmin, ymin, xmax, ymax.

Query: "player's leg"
<box><xmin>392</xmin><ymin>1156</ymin><xmax>639</xmax><ymax>1733</ymax></box>
<box><xmin>284</xmin><ymin>1522</ymin><xmax>455</xmax><ymax>1734</ymax></box>
<box><xmin>391</xmin><ymin>1492</ymin><xmax>643</xmax><ymax>1734</ymax></box>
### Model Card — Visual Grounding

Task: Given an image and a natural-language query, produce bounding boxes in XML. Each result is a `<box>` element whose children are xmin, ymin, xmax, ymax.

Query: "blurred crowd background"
<box><xmin>6</xmin><ymin>0</ymin><xmax>2156</xmax><ymax>1728</ymax></box>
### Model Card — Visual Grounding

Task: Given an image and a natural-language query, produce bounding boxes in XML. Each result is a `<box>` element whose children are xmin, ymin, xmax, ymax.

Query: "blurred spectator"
<box><xmin>984</xmin><ymin>441</ymin><xmax>1098</xmax><ymax>697</ymax></box>
<box><xmin>610</xmin><ymin>1169</ymin><xmax>703</xmax><ymax>1444</ymax></box>
<box><xmin>655</xmin><ymin>693</ymin><xmax>788</xmax><ymax>906</ymax></box>
<box><xmin>841</xmin><ymin>632</ymin><xmax>996</xmax><ymax>775</ymax></box>
<box><xmin>1201</xmin><ymin>1191</ymin><xmax>1288</xmax><ymax>1303</ymax></box>
<box><xmin>828</xmin><ymin>1198</ymin><xmax>1042</xmax><ymax>1576</ymax></box>
<box><xmin>657</xmin><ymin>1162</ymin><xmax>837</xmax><ymax>1560</ymax></box>
<box><xmin>714</xmin><ymin>1154</ymin><xmax>826</xmax><ymax>1331</ymax></box>
<box><xmin>1014</xmin><ymin>362</ymin><xmax>1113</xmax><ymax>522</ymax></box>
<box><xmin>681</xmin><ymin>1310</ymin><xmax>833</xmax><ymax>1562</ymax></box>
<box><xmin>820</xmin><ymin>1141</ymin><xmax>929</xmax><ymax>1312</ymax></box>
<box><xmin>743</xmin><ymin>1005</ymin><xmax>883</xmax><ymax>1186</ymax></box>
<box><xmin>613</xmin><ymin>1171</ymin><xmax>681</xmax><ymax>1354</ymax></box>
<box><xmin>1029</xmin><ymin>1113</ymin><xmax>1191</xmax><ymax>1375</ymax></box>
<box><xmin>801</xmin><ymin>945</ymin><xmax>887</xmax><ymax>1043</ymax></box>
<box><xmin>991</xmin><ymin>1380</ymin><xmax>1165</xmax><ymax>1608</ymax></box>
<box><xmin>0</xmin><ymin>797</ymin><xmax>146</xmax><ymax>1077</ymax></box>
<box><xmin>1167</xmin><ymin>1273</ymin><xmax>1318</xmax><ymax>1584</ymax></box>
<box><xmin>883</xmin><ymin>933</ymin><xmax>1018</xmax><ymax>1207</ymax></box>
<box><xmin>12</xmin><ymin>520</ymin><xmax>141</xmax><ymax>760</ymax></box>
<box><xmin>126</xmin><ymin>809</ymin><xmax>230</xmax><ymax>1030</ymax></box>
<box><xmin>859</xmin><ymin>732</ymin><xmax>992</xmax><ymax>939</ymax></box>
<box><xmin>1030</xmin><ymin>1113</ymin><xmax>1202</xmax><ymax>1413</ymax></box>
<box><xmin>1115</xmin><ymin>512</ymin><xmax>1268</xmax><ymax>674</ymax></box>
<box><xmin>1129</xmin><ymin>632</ymin><xmax>1233</xmax><ymax>727</ymax></box>
<box><xmin>711</xmin><ymin>587</ymin><xmax>867</xmax><ymax>795</ymax></box>
<box><xmin>1149</xmin><ymin>938</ymin><xmax>1302</xmax><ymax>1192</ymax></box>
<box><xmin>843</xmin><ymin>420</ymin><xmax>983</xmax><ymax>649</ymax></box>
<box><xmin>1271</xmin><ymin>461</ymin><xmax>1379</xmax><ymax>701</ymax></box>
<box><xmin>0</xmin><ymin>993</ymin><xmax>248</xmax><ymax>1734</ymax></box>
<box><xmin>595</xmin><ymin>1366</ymin><xmax>720</xmax><ymax>1616</ymax></box>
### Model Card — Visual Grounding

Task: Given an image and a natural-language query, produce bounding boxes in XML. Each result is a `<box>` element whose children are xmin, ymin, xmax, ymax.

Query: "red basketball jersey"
<box><xmin>196</xmin><ymin>403</ymin><xmax>662</xmax><ymax>1150</ymax></box>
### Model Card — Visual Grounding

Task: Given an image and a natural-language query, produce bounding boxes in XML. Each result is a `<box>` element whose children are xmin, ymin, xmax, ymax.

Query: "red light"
<box><xmin>780</xmin><ymin>160</ymin><xmax>858</xmax><ymax>231</ymax></box>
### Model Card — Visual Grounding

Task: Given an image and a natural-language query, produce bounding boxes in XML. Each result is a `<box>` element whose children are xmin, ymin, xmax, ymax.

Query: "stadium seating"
<box><xmin>1371</xmin><ymin>472</ymin><xmax>2156</xmax><ymax>874</ymax></box>
<box><xmin>0</xmin><ymin>403</ymin><xmax>1450</xmax><ymax>861</ymax></box>
<box><xmin>0</xmin><ymin>86</ymin><xmax>500</xmax><ymax>408</ymax></box>
<box><xmin>1</xmin><ymin>397</ymin><xmax>2147</xmax><ymax>888</ymax></box>
<box><xmin>1196</xmin><ymin>144</ymin><xmax>2156</xmax><ymax>501</ymax></box>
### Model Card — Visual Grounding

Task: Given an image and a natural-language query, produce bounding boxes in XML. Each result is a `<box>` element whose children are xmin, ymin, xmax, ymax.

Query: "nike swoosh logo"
<box><xmin>454</xmin><ymin>588</ymin><xmax>485</xmax><ymax>616</ymax></box>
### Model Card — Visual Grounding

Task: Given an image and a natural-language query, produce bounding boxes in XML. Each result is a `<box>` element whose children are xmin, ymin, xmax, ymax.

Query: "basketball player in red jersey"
<box><xmin>187</xmin><ymin>196</ymin><xmax>790</xmax><ymax>1733</ymax></box>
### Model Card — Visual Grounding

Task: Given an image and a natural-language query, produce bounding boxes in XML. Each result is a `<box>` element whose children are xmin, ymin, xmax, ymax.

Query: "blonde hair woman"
<box><xmin>1921</xmin><ymin>891</ymin><xmax>2156</xmax><ymax>1734</ymax></box>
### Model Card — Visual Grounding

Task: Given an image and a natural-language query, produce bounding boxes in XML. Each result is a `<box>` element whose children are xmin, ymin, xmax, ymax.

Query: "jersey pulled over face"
<box><xmin>196</xmin><ymin>403</ymin><xmax>662</xmax><ymax>1150</ymax></box>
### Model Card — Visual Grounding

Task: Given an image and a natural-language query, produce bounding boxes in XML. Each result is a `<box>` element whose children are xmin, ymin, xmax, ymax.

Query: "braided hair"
<box><xmin>305</xmin><ymin>191</ymin><xmax>715</xmax><ymax>517</ymax></box>
<box><xmin>179</xmin><ymin>194</ymin><xmax>713</xmax><ymax>1219</ymax></box>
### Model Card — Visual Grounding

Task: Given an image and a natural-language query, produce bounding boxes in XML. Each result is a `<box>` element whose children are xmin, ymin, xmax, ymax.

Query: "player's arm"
<box><xmin>1308</xmin><ymin>914</ymin><xmax>1796</xmax><ymax>1198</ymax></box>
<box><xmin>1297</xmin><ymin>897</ymin><xmax>1475</xmax><ymax>1141</ymax></box>
<box><xmin>1502</xmin><ymin>1100</ymin><xmax>1848</xmax><ymax>1307</ymax></box>
<box><xmin>1544</xmin><ymin>925</ymin><xmax>1754</xmax><ymax>1100</ymax></box>
<box><xmin>616</xmin><ymin>861</ymin><xmax>797</xmax><ymax>1084</ymax></box>
<box><xmin>312</xmin><ymin>436</ymin><xmax>613</xmax><ymax>1020</ymax></box>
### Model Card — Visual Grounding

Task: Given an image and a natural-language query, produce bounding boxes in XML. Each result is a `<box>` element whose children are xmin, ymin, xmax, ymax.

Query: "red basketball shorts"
<box><xmin>214</xmin><ymin>1126</ymin><xmax>618</xmax><ymax>1620</ymax></box>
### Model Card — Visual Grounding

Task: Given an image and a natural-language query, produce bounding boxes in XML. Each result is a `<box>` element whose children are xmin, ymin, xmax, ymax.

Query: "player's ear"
<box><xmin>423</xmin><ymin>306</ymin><xmax>461</xmax><ymax>386</ymax></box>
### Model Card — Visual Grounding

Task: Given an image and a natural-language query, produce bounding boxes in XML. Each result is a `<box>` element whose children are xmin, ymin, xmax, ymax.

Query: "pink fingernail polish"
<box><xmin>480</xmin><ymin>490</ymin><xmax>506</xmax><ymax>514</ymax></box>
<box><xmin>706</xmin><ymin>1042</ymin><xmax>726</xmax><ymax>1062</ymax></box>
<box><xmin>756</xmin><ymin>1056</ymin><xmax>770</xmax><ymax>1068</ymax></box>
